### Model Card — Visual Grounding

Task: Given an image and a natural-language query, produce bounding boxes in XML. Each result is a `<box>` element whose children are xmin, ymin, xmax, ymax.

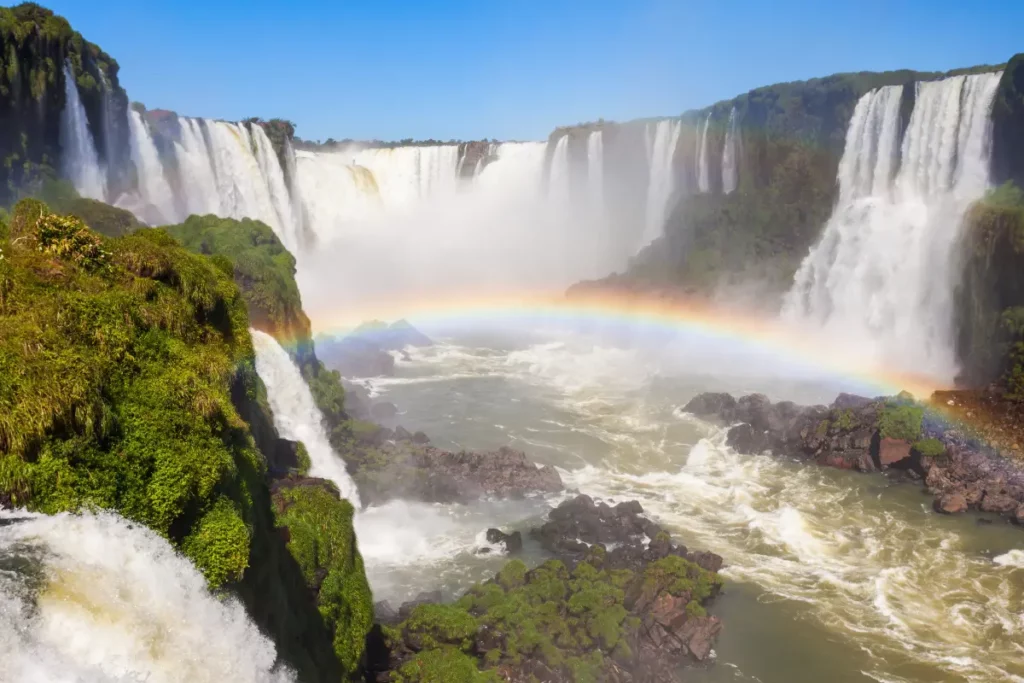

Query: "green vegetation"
<box><xmin>0</xmin><ymin>198</ymin><xmax>258</xmax><ymax>585</ymax></box>
<box><xmin>389</xmin><ymin>554</ymin><xmax>722</xmax><ymax>682</ymax></box>
<box><xmin>877</xmin><ymin>402</ymin><xmax>924</xmax><ymax>441</ymax></box>
<box><xmin>272</xmin><ymin>482</ymin><xmax>373</xmax><ymax>679</ymax></box>
<box><xmin>912</xmin><ymin>438</ymin><xmax>946</xmax><ymax>458</ymax></box>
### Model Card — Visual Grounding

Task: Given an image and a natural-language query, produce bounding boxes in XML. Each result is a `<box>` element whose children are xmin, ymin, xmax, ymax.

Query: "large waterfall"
<box><xmin>251</xmin><ymin>329</ymin><xmax>361</xmax><ymax>506</ymax></box>
<box><xmin>642</xmin><ymin>119</ymin><xmax>683</xmax><ymax>246</ymax></box>
<box><xmin>721</xmin><ymin>108</ymin><xmax>739</xmax><ymax>194</ymax></box>
<box><xmin>587</xmin><ymin>130</ymin><xmax>604</xmax><ymax>206</ymax></box>
<box><xmin>0</xmin><ymin>510</ymin><xmax>293</xmax><ymax>683</ymax></box>
<box><xmin>60</xmin><ymin>64</ymin><xmax>106</xmax><ymax>201</ymax></box>
<box><xmin>783</xmin><ymin>72</ymin><xmax>1002</xmax><ymax>379</ymax></box>
<box><xmin>127</xmin><ymin>109</ymin><xmax>177</xmax><ymax>224</ymax></box>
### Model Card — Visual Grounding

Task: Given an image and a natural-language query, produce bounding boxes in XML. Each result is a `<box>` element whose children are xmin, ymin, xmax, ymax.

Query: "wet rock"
<box><xmin>682</xmin><ymin>392</ymin><xmax>737</xmax><ymax>420</ymax></box>
<box><xmin>726</xmin><ymin>423</ymin><xmax>769</xmax><ymax>454</ymax></box>
<box><xmin>934</xmin><ymin>493</ymin><xmax>968</xmax><ymax>514</ymax></box>
<box><xmin>980</xmin><ymin>491</ymin><xmax>1019</xmax><ymax>514</ymax></box>
<box><xmin>485</xmin><ymin>528</ymin><xmax>523</xmax><ymax>554</ymax></box>
<box><xmin>878</xmin><ymin>438</ymin><xmax>912</xmax><ymax>467</ymax></box>
<box><xmin>374</xmin><ymin>600</ymin><xmax>400</xmax><ymax>625</ymax></box>
<box><xmin>1015</xmin><ymin>505</ymin><xmax>1024</xmax><ymax>525</ymax></box>
<box><xmin>411</xmin><ymin>430</ymin><xmax>430</xmax><ymax>444</ymax></box>
<box><xmin>397</xmin><ymin>590</ymin><xmax>442</xmax><ymax>620</ymax></box>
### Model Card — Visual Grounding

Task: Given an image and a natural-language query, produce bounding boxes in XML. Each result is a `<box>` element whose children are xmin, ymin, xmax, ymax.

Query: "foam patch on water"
<box><xmin>994</xmin><ymin>549</ymin><xmax>1024</xmax><ymax>568</ymax></box>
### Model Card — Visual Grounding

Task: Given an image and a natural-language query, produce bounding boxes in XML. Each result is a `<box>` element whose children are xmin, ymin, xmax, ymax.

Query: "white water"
<box><xmin>60</xmin><ymin>64</ymin><xmax>107</xmax><ymax>201</ymax></box>
<box><xmin>250</xmin><ymin>329</ymin><xmax>361</xmax><ymax>506</ymax></box>
<box><xmin>0</xmin><ymin>510</ymin><xmax>293</xmax><ymax>683</ymax></box>
<box><xmin>587</xmin><ymin>130</ymin><xmax>604</xmax><ymax>206</ymax></box>
<box><xmin>783</xmin><ymin>72</ymin><xmax>1002</xmax><ymax>380</ymax></box>
<box><xmin>696</xmin><ymin>113</ymin><xmax>712</xmax><ymax>193</ymax></box>
<box><xmin>722</xmin><ymin>107</ymin><xmax>739</xmax><ymax>194</ymax></box>
<box><xmin>125</xmin><ymin>109</ymin><xmax>177</xmax><ymax>224</ymax></box>
<box><xmin>547</xmin><ymin>134</ymin><xmax>571</xmax><ymax>200</ymax></box>
<box><xmin>357</xmin><ymin>327</ymin><xmax>1024</xmax><ymax>682</ymax></box>
<box><xmin>173</xmin><ymin>118</ymin><xmax>222</xmax><ymax>217</ymax></box>
<box><xmin>642</xmin><ymin>119</ymin><xmax>683</xmax><ymax>246</ymax></box>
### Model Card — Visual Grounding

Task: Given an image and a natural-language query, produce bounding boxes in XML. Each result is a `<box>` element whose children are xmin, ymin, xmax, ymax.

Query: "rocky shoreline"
<box><xmin>683</xmin><ymin>391</ymin><xmax>1024</xmax><ymax>524</ymax></box>
<box><xmin>367</xmin><ymin>495</ymin><xmax>725</xmax><ymax>683</ymax></box>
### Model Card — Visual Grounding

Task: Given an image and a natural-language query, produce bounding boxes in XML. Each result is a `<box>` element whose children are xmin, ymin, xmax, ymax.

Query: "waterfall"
<box><xmin>547</xmin><ymin>134</ymin><xmax>571</xmax><ymax>200</ymax></box>
<box><xmin>60</xmin><ymin>64</ymin><xmax>106</xmax><ymax>201</ymax></box>
<box><xmin>587</xmin><ymin>130</ymin><xmax>604</xmax><ymax>209</ymax></box>
<box><xmin>722</xmin><ymin>108</ymin><xmax>739</xmax><ymax>194</ymax></box>
<box><xmin>642</xmin><ymin>119</ymin><xmax>682</xmax><ymax>246</ymax></box>
<box><xmin>250</xmin><ymin>329</ymin><xmax>361</xmax><ymax>506</ymax></box>
<box><xmin>205</xmin><ymin>122</ymin><xmax>284</xmax><ymax>234</ymax></box>
<box><xmin>783</xmin><ymin>72</ymin><xmax>1002</xmax><ymax>380</ymax></box>
<box><xmin>97</xmin><ymin>72</ymin><xmax>119</xmax><ymax>181</ymax></box>
<box><xmin>251</xmin><ymin>125</ymin><xmax>301</xmax><ymax>251</ymax></box>
<box><xmin>696</xmin><ymin>114</ymin><xmax>711</xmax><ymax>193</ymax></box>
<box><xmin>0</xmin><ymin>510</ymin><xmax>293</xmax><ymax>683</ymax></box>
<box><xmin>174</xmin><ymin>118</ymin><xmax>222</xmax><ymax>217</ymax></box>
<box><xmin>126</xmin><ymin>109</ymin><xmax>177</xmax><ymax>224</ymax></box>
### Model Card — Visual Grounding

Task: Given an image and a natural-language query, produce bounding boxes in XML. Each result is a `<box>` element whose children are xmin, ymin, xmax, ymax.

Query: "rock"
<box><xmin>485</xmin><ymin>528</ymin><xmax>523</xmax><ymax>554</ymax></box>
<box><xmin>980</xmin><ymin>491</ymin><xmax>1019</xmax><ymax>514</ymax></box>
<box><xmin>394</xmin><ymin>425</ymin><xmax>412</xmax><ymax>441</ymax></box>
<box><xmin>833</xmin><ymin>393</ymin><xmax>874</xmax><ymax>410</ymax></box>
<box><xmin>727</xmin><ymin>423</ymin><xmax>768</xmax><ymax>454</ymax></box>
<box><xmin>681</xmin><ymin>392</ymin><xmax>737</xmax><ymax>420</ymax></box>
<box><xmin>411</xmin><ymin>431</ymin><xmax>430</xmax><ymax>444</ymax></box>
<box><xmin>1015</xmin><ymin>505</ymin><xmax>1024</xmax><ymax>525</ymax></box>
<box><xmin>677</xmin><ymin>615</ymin><xmax>722</xmax><ymax>661</ymax></box>
<box><xmin>370</xmin><ymin>402</ymin><xmax>398</xmax><ymax>420</ymax></box>
<box><xmin>374</xmin><ymin>600</ymin><xmax>400</xmax><ymax>625</ymax></box>
<box><xmin>878</xmin><ymin>438</ymin><xmax>912</xmax><ymax>467</ymax></box>
<box><xmin>397</xmin><ymin>590</ymin><xmax>442</xmax><ymax>619</ymax></box>
<box><xmin>934</xmin><ymin>493</ymin><xmax>968</xmax><ymax>514</ymax></box>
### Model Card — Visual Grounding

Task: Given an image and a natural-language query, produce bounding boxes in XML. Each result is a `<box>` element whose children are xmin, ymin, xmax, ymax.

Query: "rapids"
<box><xmin>352</xmin><ymin>326</ymin><xmax>1024</xmax><ymax>683</ymax></box>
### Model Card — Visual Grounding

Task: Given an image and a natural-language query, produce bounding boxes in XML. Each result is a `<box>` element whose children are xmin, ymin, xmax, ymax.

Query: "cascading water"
<box><xmin>642</xmin><ymin>119</ymin><xmax>683</xmax><ymax>247</ymax></box>
<box><xmin>206</xmin><ymin>122</ymin><xmax>283</xmax><ymax>234</ymax></box>
<box><xmin>696</xmin><ymin>113</ymin><xmax>711</xmax><ymax>193</ymax></box>
<box><xmin>251</xmin><ymin>126</ymin><xmax>302</xmax><ymax>251</ymax></box>
<box><xmin>125</xmin><ymin>109</ymin><xmax>178</xmax><ymax>224</ymax></box>
<box><xmin>173</xmin><ymin>118</ymin><xmax>223</xmax><ymax>217</ymax></box>
<box><xmin>586</xmin><ymin>130</ymin><xmax>604</xmax><ymax>207</ymax></box>
<box><xmin>250</xmin><ymin>329</ymin><xmax>361</xmax><ymax>506</ymax></box>
<box><xmin>547</xmin><ymin>134</ymin><xmax>571</xmax><ymax>200</ymax></box>
<box><xmin>783</xmin><ymin>72</ymin><xmax>1002</xmax><ymax>380</ymax></box>
<box><xmin>60</xmin><ymin>64</ymin><xmax>107</xmax><ymax>201</ymax></box>
<box><xmin>0</xmin><ymin>510</ymin><xmax>293</xmax><ymax>683</ymax></box>
<box><xmin>721</xmin><ymin>107</ymin><xmax>739</xmax><ymax>194</ymax></box>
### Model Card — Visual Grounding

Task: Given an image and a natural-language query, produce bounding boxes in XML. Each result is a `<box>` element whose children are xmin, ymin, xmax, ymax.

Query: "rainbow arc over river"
<box><xmin>305</xmin><ymin>289</ymin><xmax>946</xmax><ymax>399</ymax></box>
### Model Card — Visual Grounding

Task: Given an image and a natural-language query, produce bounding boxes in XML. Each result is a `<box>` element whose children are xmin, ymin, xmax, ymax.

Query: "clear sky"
<box><xmin>44</xmin><ymin>0</ymin><xmax>1024</xmax><ymax>142</ymax></box>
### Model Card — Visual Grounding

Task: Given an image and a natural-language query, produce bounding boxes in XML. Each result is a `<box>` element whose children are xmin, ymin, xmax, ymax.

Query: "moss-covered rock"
<box><xmin>272</xmin><ymin>477</ymin><xmax>373</xmax><ymax>679</ymax></box>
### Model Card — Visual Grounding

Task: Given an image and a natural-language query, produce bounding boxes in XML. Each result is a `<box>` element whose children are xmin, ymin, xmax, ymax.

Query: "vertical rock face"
<box><xmin>0</xmin><ymin>4</ymin><xmax>130</xmax><ymax>203</ymax></box>
<box><xmin>991</xmin><ymin>54</ymin><xmax>1024</xmax><ymax>189</ymax></box>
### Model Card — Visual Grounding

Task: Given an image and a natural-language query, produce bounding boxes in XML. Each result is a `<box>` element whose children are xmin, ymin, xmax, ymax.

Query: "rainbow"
<box><xmin>304</xmin><ymin>289</ymin><xmax>947</xmax><ymax>399</ymax></box>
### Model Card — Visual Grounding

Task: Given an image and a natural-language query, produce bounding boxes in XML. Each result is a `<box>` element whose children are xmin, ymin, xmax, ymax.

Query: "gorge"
<box><xmin>2</xmin><ymin>3</ymin><xmax>1024</xmax><ymax>683</ymax></box>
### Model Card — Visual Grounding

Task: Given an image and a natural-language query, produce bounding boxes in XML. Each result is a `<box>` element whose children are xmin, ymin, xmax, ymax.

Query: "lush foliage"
<box><xmin>877</xmin><ymin>402</ymin><xmax>924</xmax><ymax>441</ymax></box>
<box><xmin>0</xmin><ymin>198</ymin><xmax>260</xmax><ymax>587</ymax></box>
<box><xmin>390</xmin><ymin>553</ymin><xmax>721</xmax><ymax>682</ymax></box>
<box><xmin>272</xmin><ymin>482</ymin><xmax>373</xmax><ymax>679</ymax></box>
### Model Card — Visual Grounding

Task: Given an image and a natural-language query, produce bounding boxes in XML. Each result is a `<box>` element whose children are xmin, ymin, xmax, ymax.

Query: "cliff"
<box><xmin>0</xmin><ymin>3</ymin><xmax>130</xmax><ymax>203</ymax></box>
<box><xmin>0</xmin><ymin>199</ymin><xmax>372</xmax><ymax>680</ymax></box>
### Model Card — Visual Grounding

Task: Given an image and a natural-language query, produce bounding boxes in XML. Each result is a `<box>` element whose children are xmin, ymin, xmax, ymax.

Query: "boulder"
<box><xmin>370</xmin><ymin>401</ymin><xmax>398</xmax><ymax>421</ymax></box>
<box><xmin>934</xmin><ymin>493</ymin><xmax>968</xmax><ymax>514</ymax></box>
<box><xmin>485</xmin><ymin>528</ymin><xmax>523</xmax><ymax>554</ymax></box>
<box><xmin>878</xmin><ymin>438</ymin><xmax>912</xmax><ymax>467</ymax></box>
<box><xmin>980</xmin><ymin>491</ymin><xmax>1019</xmax><ymax>514</ymax></box>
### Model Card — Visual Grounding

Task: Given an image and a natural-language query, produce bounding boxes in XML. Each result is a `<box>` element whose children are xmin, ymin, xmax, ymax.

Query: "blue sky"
<box><xmin>46</xmin><ymin>0</ymin><xmax>1023</xmax><ymax>142</ymax></box>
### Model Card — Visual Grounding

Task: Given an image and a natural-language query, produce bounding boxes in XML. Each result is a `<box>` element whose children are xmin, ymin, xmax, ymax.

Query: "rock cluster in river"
<box><xmin>369</xmin><ymin>494</ymin><xmax>724</xmax><ymax>682</ymax></box>
<box><xmin>684</xmin><ymin>391</ymin><xmax>1024</xmax><ymax>525</ymax></box>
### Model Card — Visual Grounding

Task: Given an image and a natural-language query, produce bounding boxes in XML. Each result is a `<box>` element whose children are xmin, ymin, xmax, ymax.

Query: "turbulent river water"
<box><xmin>350</xmin><ymin>326</ymin><xmax>1024</xmax><ymax>683</ymax></box>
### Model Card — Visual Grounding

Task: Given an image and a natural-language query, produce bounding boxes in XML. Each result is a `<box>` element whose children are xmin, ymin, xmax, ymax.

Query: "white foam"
<box><xmin>0</xmin><ymin>510</ymin><xmax>293</xmax><ymax>683</ymax></box>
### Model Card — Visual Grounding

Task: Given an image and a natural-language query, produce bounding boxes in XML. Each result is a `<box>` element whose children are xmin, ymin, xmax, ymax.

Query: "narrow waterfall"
<box><xmin>783</xmin><ymin>72</ymin><xmax>1002</xmax><ymax>379</ymax></box>
<box><xmin>587</xmin><ymin>130</ymin><xmax>604</xmax><ymax>209</ymax></box>
<box><xmin>547</xmin><ymin>134</ymin><xmax>571</xmax><ymax>201</ymax></box>
<box><xmin>97</xmin><ymin>72</ymin><xmax>120</xmax><ymax>179</ymax></box>
<box><xmin>126</xmin><ymin>109</ymin><xmax>177</xmax><ymax>224</ymax></box>
<box><xmin>0</xmin><ymin>510</ymin><xmax>293</xmax><ymax>683</ymax></box>
<box><xmin>250</xmin><ymin>329</ymin><xmax>362</xmax><ymax>506</ymax></box>
<box><xmin>642</xmin><ymin>119</ymin><xmax>682</xmax><ymax>246</ymax></box>
<box><xmin>696</xmin><ymin>114</ymin><xmax>711</xmax><ymax>193</ymax></box>
<box><xmin>251</xmin><ymin>125</ymin><xmax>302</xmax><ymax>251</ymax></box>
<box><xmin>60</xmin><ymin>64</ymin><xmax>106</xmax><ymax>201</ymax></box>
<box><xmin>721</xmin><ymin>108</ymin><xmax>739</xmax><ymax>194</ymax></box>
